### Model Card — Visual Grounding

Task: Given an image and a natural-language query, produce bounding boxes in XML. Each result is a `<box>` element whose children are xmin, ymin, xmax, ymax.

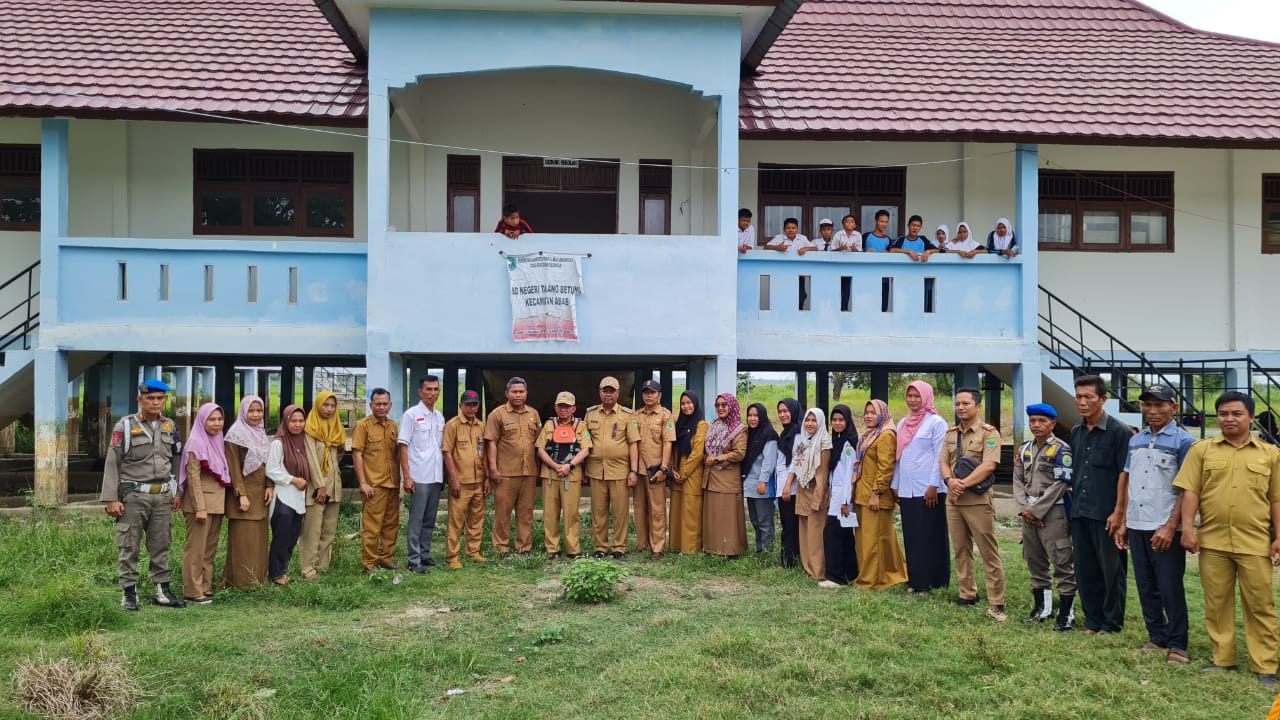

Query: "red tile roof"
<box><xmin>740</xmin><ymin>0</ymin><xmax>1280</xmax><ymax>147</ymax></box>
<box><xmin>0</xmin><ymin>0</ymin><xmax>366</xmax><ymax>125</ymax></box>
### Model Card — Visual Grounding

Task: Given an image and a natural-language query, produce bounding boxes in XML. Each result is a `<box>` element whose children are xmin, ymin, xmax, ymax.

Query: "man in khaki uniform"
<box><xmin>99</xmin><ymin>379</ymin><xmax>186</xmax><ymax>611</ymax></box>
<box><xmin>537</xmin><ymin>391</ymin><xmax>593</xmax><ymax>558</ymax></box>
<box><xmin>485</xmin><ymin>376</ymin><xmax>541</xmax><ymax>558</ymax></box>
<box><xmin>1176</xmin><ymin>391</ymin><xmax>1280</xmax><ymax>688</ymax></box>
<box><xmin>353</xmin><ymin>388</ymin><xmax>401</xmax><ymax>574</ymax></box>
<box><xmin>632</xmin><ymin>379</ymin><xmax>676</xmax><ymax>559</ymax></box>
<box><xmin>1012</xmin><ymin>403</ymin><xmax>1076</xmax><ymax>630</ymax></box>
<box><xmin>940</xmin><ymin>387</ymin><xmax>1007</xmax><ymax>621</ymax></box>
<box><xmin>585</xmin><ymin>376</ymin><xmax>639</xmax><ymax>558</ymax></box>
<box><xmin>443</xmin><ymin>389</ymin><xmax>489</xmax><ymax>569</ymax></box>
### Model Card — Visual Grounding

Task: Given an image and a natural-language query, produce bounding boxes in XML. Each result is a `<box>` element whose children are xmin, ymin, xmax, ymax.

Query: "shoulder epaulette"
<box><xmin>981</xmin><ymin>423</ymin><xmax>998</xmax><ymax>432</ymax></box>
<box><xmin>586</xmin><ymin>405</ymin><xmax>600</xmax><ymax>412</ymax></box>
<box><xmin>619</xmin><ymin>406</ymin><xmax>633</xmax><ymax>414</ymax></box>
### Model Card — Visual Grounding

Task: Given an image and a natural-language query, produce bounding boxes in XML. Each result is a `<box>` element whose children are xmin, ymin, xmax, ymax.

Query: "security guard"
<box><xmin>99</xmin><ymin>379</ymin><xmax>186</xmax><ymax>611</ymax></box>
<box><xmin>584</xmin><ymin>377</ymin><xmax>639</xmax><ymax>558</ymax></box>
<box><xmin>632</xmin><ymin>379</ymin><xmax>676</xmax><ymax>559</ymax></box>
<box><xmin>1012</xmin><ymin>403</ymin><xmax>1076</xmax><ymax>630</ymax></box>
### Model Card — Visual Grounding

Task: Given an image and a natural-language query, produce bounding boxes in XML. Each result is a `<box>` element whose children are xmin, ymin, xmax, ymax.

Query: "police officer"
<box><xmin>99</xmin><ymin>379</ymin><xmax>186</xmax><ymax>611</ymax></box>
<box><xmin>1012</xmin><ymin>403</ymin><xmax>1076</xmax><ymax>630</ymax></box>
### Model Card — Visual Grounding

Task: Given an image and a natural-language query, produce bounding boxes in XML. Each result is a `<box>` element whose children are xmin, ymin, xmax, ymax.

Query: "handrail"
<box><xmin>0</xmin><ymin>261</ymin><xmax>39</xmax><ymax>354</ymax></box>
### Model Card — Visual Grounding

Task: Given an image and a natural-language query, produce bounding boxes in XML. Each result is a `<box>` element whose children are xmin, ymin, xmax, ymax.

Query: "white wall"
<box><xmin>391</xmin><ymin>70</ymin><xmax>714</xmax><ymax>234</ymax></box>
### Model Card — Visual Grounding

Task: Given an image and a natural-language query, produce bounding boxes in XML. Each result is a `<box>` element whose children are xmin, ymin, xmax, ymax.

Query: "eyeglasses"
<box><xmin>714</xmin><ymin>402</ymin><xmax>728</xmax><ymax>408</ymax></box>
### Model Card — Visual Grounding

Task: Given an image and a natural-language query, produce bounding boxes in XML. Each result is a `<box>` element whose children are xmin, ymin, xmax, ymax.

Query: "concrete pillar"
<box><xmin>464</xmin><ymin>366</ymin><xmax>482</xmax><ymax>393</ymax></box>
<box><xmin>687</xmin><ymin>359</ymin><xmax>707</xmax><ymax>415</ymax></box>
<box><xmin>194</xmin><ymin>367</ymin><xmax>215</xmax><ymax>408</ymax></box>
<box><xmin>443</xmin><ymin>364</ymin><xmax>459</xmax><ymax>418</ymax></box>
<box><xmin>1014</xmin><ymin>143</ymin><xmax>1043</xmax><ymax>444</ymax></box>
<box><xmin>33</xmin><ymin>348</ymin><xmax>69</xmax><ymax>506</ymax></box>
<box><xmin>660</xmin><ymin>367</ymin><xmax>674</xmax><ymax>410</ymax></box>
<box><xmin>65</xmin><ymin>374</ymin><xmax>82</xmax><ymax>455</ymax></box>
<box><xmin>110</xmin><ymin>353</ymin><xmax>136</xmax><ymax>421</ymax></box>
<box><xmin>214</xmin><ymin>361</ymin><xmax>236</xmax><ymax>418</ymax></box>
<box><xmin>816</xmin><ymin>371</ymin><xmax>830</xmax><ymax>415</ymax></box>
<box><xmin>280</xmin><ymin>366</ymin><xmax>296</xmax><ymax>408</ymax></box>
<box><xmin>257</xmin><ymin>369</ymin><xmax>273</xmax><ymax>417</ymax></box>
<box><xmin>302</xmin><ymin>366</ymin><xmax>316</xmax><ymax>411</ymax></box>
<box><xmin>983</xmin><ymin>372</ymin><xmax>1003</xmax><ymax>429</ymax></box>
<box><xmin>955</xmin><ymin>365</ymin><xmax>981</xmax><ymax>394</ymax></box>
<box><xmin>171</xmin><ymin>366</ymin><xmax>193</xmax><ymax>443</ymax></box>
<box><xmin>84</xmin><ymin>363</ymin><xmax>111</xmax><ymax>457</ymax></box>
<box><xmin>633</xmin><ymin>369</ymin><xmax>648</xmax><ymax>408</ymax></box>
<box><xmin>241</xmin><ymin>369</ymin><xmax>258</xmax><ymax>398</ymax></box>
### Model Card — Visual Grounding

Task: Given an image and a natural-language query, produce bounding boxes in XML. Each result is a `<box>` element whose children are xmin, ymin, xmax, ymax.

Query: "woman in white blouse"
<box><xmin>891</xmin><ymin>381</ymin><xmax>951</xmax><ymax>594</ymax></box>
<box><xmin>266</xmin><ymin>405</ymin><xmax>309</xmax><ymax>586</ymax></box>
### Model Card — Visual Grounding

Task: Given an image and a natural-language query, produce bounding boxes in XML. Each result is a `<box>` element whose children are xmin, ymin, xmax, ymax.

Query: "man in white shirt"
<box><xmin>737</xmin><ymin>208</ymin><xmax>756</xmax><ymax>254</ymax></box>
<box><xmin>399</xmin><ymin>375</ymin><xmax>445</xmax><ymax>573</ymax></box>
<box><xmin>832</xmin><ymin>214</ymin><xmax>863</xmax><ymax>251</ymax></box>
<box><xmin>764</xmin><ymin>217</ymin><xmax>817</xmax><ymax>255</ymax></box>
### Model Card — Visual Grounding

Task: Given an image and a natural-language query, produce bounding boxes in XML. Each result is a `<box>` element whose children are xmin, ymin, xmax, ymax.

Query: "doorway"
<box><xmin>502</xmin><ymin>156</ymin><xmax>619</xmax><ymax>233</ymax></box>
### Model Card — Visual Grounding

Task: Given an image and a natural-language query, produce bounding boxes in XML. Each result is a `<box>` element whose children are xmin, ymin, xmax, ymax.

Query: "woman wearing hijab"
<box><xmin>853</xmin><ymin>399</ymin><xmax>908</xmax><ymax>590</ymax></box>
<box><xmin>266</xmin><ymin>405</ymin><xmax>309</xmax><ymax>585</ymax></box>
<box><xmin>942</xmin><ymin>222</ymin><xmax>986</xmax><ymax>259</ymax></box>
<box><xmin>701</xmin><ymin>393</ymin><xmax>748</xmax><ymax>557</ymax></box>
<box><xmin>782</xmin><ymin>408</ymin><xmax>832</xmax><ymax>582</ymax></box>
<box><xmin>219</xmin><ymin>395</ymin><xmax>274</xmax><ymax>589</ymax></box>
<box><xmin>821</xmin><ymin>405</ymin><xmax>859</xmax><ymax>588</ymax></box>
<box><xmin>775</xmin><ymin>398</ymin><xmax>803</xmax><ymax>568</ymax></box>
<box><xmin>299</xmin><ymin>391</ymin><xmax>345</xmax><ymax>580</ymax></box>
<box><xmin>669</xmin><ymin>391</ymin><xmax>708</xmax><ymax>555</ymax></box>
<box><xmin>986</xmin><ymin>217</ymin><xmax>1019</xmax><ymax>257</ymax></box>
<box><xmin>179</xmin><ymin>402</ymin><xmax>229</xmax><ymax>604</ymax></box>
<box><xmin>742</xmin><ymin>403</ymin><xmax>779</xmax><ymax>555</ymax></box>
<box><xmin>892</xmin><ymin>381</ymin><xmax>952</xmax><ymax>594</ymax></box>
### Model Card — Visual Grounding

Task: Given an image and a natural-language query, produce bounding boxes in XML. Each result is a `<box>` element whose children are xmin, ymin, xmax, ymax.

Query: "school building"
<box><xmin>3</xmin><ymin>0</ymin><xmax>1280</xmax><ymax>503</ymax></box>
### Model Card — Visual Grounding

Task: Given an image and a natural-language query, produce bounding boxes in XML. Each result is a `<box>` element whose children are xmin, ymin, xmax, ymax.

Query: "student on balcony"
<box><xmin>890</xmin><ymin>215</ymin><xmax>939</xmax><ymax>262</ymax></box>
<box><xmin>763</xmin><ymin>217</ymin><xmax>817</xmax><ymax>255</ymax></box>
<box><xmin>987</xmin><ymin>218</ymin><xmax>1019</xmax><ymax>257</ymax></box>
<box><xmin>863</xmin><ymin>210</ymin><xmax>895</xmax><ymax>253</ymax></box>
<box><xmin>736</xmin><ymin>208</ymin><xmax>756</xmax><ymax>254</ymax></box>
<box><xmin>940</xmin><ymin>222</ymin><xmax>987</xmax><ymax>259</ymax></box>
<box><xmin>495</xmin><ymin>204</ymin><xmax>533</xmax><ymax>239</ymax></box>
<box><xmin>832</xmin><ymin>214</ymin><xmax>863</xmax><ymax>251</ymax></box>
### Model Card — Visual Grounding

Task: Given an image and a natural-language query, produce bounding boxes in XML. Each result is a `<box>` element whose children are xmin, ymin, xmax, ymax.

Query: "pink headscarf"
<box><xmin>223</xmin><ymin>395</ymin><xmax>270</xmax><ymax>476</ymax></box>
<box><xmin>179</xmin><ymin>402</ymin><xmax>230</xmax><ymax>493</ymax></box>
<box><xmin>704</xmin><ymin>393</ymin><xmax>745</xmax><ymax>458</ymax></box>
<box><xmin>896</xmin><ymin>381</ymin><xmax>937</xmax><ymax>459</ymax></box>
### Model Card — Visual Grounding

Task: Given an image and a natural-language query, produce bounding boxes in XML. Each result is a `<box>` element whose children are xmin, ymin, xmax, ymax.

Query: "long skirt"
<box><xmin>220</xmin><ymin>517</ymin><xmax>269</xmax><ymax>589</ymax></box>
<box><xmin>823</xmin><ymin>515</ymin><xmax>858</xmax><ymax>585</ymax></box>
<box><xmin>899</xmin><ymin>495</ymin><xmax>951</xmax><ymax>592</ymax></box>
<box><xmin>669</xmin><ymin>483</ymin><xmax>703</xmax><ymax>554</ymax></box>
<box><xmin>702</xmin><ymin>489</ymin><xmax>746</xmax><ymax>557</ymax></box>
<box><xmin>854</xmin><ymin>503</ymin><xmax>908</xmax><ymax>590</ymax></box>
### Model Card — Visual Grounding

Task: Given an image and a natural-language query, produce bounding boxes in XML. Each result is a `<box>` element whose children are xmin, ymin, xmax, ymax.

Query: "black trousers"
<box><xmin>778</xmin><ymin>497</ymin><xmax>800</xmax><ymax>568</ymax></box>
<box><xmin>823</xmin><ymin>516</ymin><xmax>858</xmax><ymax>584</ymax></box>
<box><xmin>899</xmin><ymin>495</ymin><xmax>951</xmax><ymax>591</ymax></box>
<box><xmin>1130</xmin><ymin>528</ymin><xmax>1188</xmax><ymax>652</ymax></box>
<box><xmin>1071</xmin><ymin>517</ymin><xmax>1127</xmax><ymax>632</ymax></box>
<box><xmin>269</xmin><ymin>503</ymin><xmax>304</xmax><ymax>581</ymax></box>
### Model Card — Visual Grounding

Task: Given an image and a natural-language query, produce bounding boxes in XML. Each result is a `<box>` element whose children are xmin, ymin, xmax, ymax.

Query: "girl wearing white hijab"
<box><xmin>986</xmin><ymin>217</ymin><xmax>1018</xmax><ymax>257</ymax></box>
<box><xmin>781</xmin><ymin>408</ymin><xmax>832</xmax><ymax>582</ymax></box>
<box><xmin>943</xmin><ymin>222</ymin><xmax>986</xmax><ymax>259</ymax></box>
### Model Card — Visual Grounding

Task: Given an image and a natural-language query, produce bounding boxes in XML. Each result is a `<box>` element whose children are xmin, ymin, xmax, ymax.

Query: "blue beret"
<box><xmin>138</xmin><ymin>379</ymin><xmax>172</xmax><ymax>394</ymax></box>
<box><xmin>1026</xmin><ymin>403</ymin><xmax>1057</xmax><ymax>419</ymax></box>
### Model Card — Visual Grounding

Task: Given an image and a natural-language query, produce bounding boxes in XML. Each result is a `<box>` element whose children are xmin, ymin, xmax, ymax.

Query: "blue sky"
<box><xmin>1141</xmin><ymin>0</ymin><xmax>1280</xmax><ymax>43</ymax></box>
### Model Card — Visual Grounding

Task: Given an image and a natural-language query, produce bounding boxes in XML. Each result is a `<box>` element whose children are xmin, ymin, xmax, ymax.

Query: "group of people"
<box><xmin>100</xmin><ymin>374</ymin><xmax>1280</xmax><ymax>687</ymax></box>
<box><xmin>737</xmin><ymin>209</ymin><xmax>1020</xmax><ymax>260</ymax></box>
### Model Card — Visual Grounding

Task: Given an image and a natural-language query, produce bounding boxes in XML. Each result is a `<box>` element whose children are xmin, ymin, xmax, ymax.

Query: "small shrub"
<box><xmin>12</xmin><ymin>636</ymin><xmax>141</xmax><ymax>720</ymax></box>
<box><xmin>201</xmin><ymin>679</ymin><xmax>275</xmax><ymax>720</ymax></box>
<box><xmin>559</xmin><ymin>558</ymin><xmax>627</xmax><ymax>603</ymax></box>
<box><xmin>531</xmin><ymin>622</ymin><xmax>566</xmax><ymax>646</ymax></box>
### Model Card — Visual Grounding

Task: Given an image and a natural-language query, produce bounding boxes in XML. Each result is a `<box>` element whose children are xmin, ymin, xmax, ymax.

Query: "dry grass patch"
<box><xmin>11</xmin><ymin>637</ymin><xmax>141</xmax><ymax>720</ymax></box>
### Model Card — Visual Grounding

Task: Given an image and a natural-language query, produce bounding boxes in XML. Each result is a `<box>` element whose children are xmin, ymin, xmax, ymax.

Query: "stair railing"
<box><xmin>0</xmin><ymin>261</ymin><xmax>39</xmax><ymax>354</ymax></box>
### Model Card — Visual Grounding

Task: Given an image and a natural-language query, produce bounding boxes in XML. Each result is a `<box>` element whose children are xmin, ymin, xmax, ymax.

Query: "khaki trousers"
<box><xmin>1200</xmin><ymin>548</ymin><xmax>1279</xmax><ymax>674</ymax></box>
<box><xmin>492</xmin><ymin>475</ymin><xmax>535</xmax><ymax>553</ymax></box>
<box><xmin>446</xmin><ymin>483</ymin><xmax>486</xmax><ymax>561</ymax></box>
<box><xmin>182</xmin><ymin>511</ymin><xmax>223</xmax><ymax>599</ymax></box>
<box><xmin>543</xmin><ymin>473</ymin><xmax>583</xmax><ymax>555</ymax></box>
<box><xmin>797</xmin><ymin>510</ymin><xmax>826</xmax><ymax>580</ymax></box>
<box><xmin>299</xmin><ymin>500</ymin><xmax>341</xmax><ymax>576</ymax></box>
<box><xmin>1021</xmin><ymin>505</ymin><xmax>1076</xmax><ymax>595</ymax></box>
<box><xmin>360</xmin><ymin>485</ymin><xmax>400</xmax><ymax>569</ymax></box>
<box><xmin>590</xmin><ymin>477</ymin><xmax>630</xmax><ymax>553</ymax></box>
<box><xmin>633</xmin><ymin>476</ymin><xmax>667</xmax><ymax>553</ymax></box>
<box><xmin>947</xmin><ymin>499</ymin><xmax>1006</xmax><ymax>605</ymax></box>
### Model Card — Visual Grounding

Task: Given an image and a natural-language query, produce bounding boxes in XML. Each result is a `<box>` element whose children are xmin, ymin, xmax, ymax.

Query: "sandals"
<box><xmin>272</xmin><ymin>575</ymin><xmax>290</xmax><ymax>586</ymax></box>
<box><xmin>1167</xmin><ymin>650</ymin><xmax>1190</xmax><ymax>665</ymax></box>
<box><xmin>1139</xmin><ymin>642</ymin><xmax>1165</xmax><ymax>656</ymax></box>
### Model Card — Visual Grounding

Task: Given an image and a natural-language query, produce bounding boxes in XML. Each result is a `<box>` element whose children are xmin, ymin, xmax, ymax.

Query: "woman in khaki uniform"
<box><xmin>179</xmin><ymin>403</ymin><xmax>229</xmax><ymax>603</ymax></box>
<box><xmin>669</xmin><ymin>391</ymin><xmax>707</xmax><ymax>554</ymax></box>
<box><xmin>701</xmin><ymin>393</ymin><xmax>747</xmax><ymax>556</ymax></box>
<box><xmin>300</xmin><ymin>392</ymin><xmax>345</xmax><ymax>579</ymax></box>
<box><xmin>220</xmin><ymin>395</ymin><xmax>273</xmax><ymax>589</ymax></box>
<box><xmin>853</xmin><ymin>399</ymin><xmax>908</xmax><ymax>590</ymax></box>
<box><xmin>782</xmin><ymin>408</ymin><xmax>831</xmax><ymax>581</ymax></box>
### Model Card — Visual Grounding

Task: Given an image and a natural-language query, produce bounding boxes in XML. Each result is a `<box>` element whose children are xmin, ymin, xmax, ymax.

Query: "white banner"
<box><xmin>505</xmin><ymin>252</ymin><xmax>585</xmax><ymax>342</ymax></box>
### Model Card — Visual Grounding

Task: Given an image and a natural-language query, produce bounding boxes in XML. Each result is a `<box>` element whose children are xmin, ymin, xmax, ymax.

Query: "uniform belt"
<box><xmin>126</xmin><ymin>481</ymin><xmax>172</xmax><ymax>495</ymax></box>
<box><xmin>1024</xmin><ymin>495</ymin><xmax>1065</xmax><ymax>506</ymax></box>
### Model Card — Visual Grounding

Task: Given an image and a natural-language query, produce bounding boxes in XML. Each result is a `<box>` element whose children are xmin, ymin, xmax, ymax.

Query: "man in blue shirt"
<box><xmin>1114</xmin><ymin>384</ymin><xmax>1196</xmax><ymax>664</ymax></box>
<box><xmin>890</xmin><ymin>214</ymin><xmax>939</xmax><ymax>262</ymax></box>
<box><xmin>863</xmin><ymin>209</ymin><xmax>895</xmax><ymax>253</ymax></box>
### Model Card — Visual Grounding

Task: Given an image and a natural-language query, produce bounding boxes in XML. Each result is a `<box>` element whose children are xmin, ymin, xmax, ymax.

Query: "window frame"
<box><xmin>1038</xmin><ymin>169</ymin><xmax>1174</xmax><ymax>252</ymax></box>
<box><xmin>447</xmin><ymin>154</ymin><xmax>481</xmax><ymax>233</ymax></box>
<box><xmin>638</xmin><ymin>158</ymin><xmax>673</xmax><ymax>235</ymax></box>
<box><xmin>756</xmin><ymin>165</ymin><xmax>906</xmax><ymax>244</ymax></box>
<box><xmin>0</xmin><ymin>145</ymin><xmax>40</xmax><ymax>231</ymax></box>
<box><xmin>192</xmin><ymin>149</ymin><xmax>355</xmax><ymax>238</ymax></box>
<box><xmin>1262</xmin><ymin>174</ymin><xmax>1280</xmax><ymax>254</ymax></box>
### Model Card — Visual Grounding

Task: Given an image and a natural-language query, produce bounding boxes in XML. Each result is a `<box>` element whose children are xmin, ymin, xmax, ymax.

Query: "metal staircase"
<box><xmin>0</xmin><ymin>261</ymin><xmax>40</xmax><ymax>427</ymax></box>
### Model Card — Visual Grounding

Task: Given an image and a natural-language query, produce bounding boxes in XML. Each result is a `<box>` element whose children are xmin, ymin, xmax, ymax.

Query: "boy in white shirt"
<box><xmin>764</xmin><ymin>217</ymin><xmax>817</xmax><ymax>255</ymax></box>
<box><xmin>831</xmin><ymin>214</ymin><xmax>863</xmax><ymax>251</ymax></box>
<box><xmin>737</xmin><ymin>208</ymin><xmax>756</xmax><ymax>254</ymax></box>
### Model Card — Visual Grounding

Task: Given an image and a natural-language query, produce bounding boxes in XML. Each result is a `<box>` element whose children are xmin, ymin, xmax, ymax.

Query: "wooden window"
<box><xmin>1038</xmin><ymin>170</ymin><xmax>1173</xmax><ymax>252</ymax></box>
<box><xmin>193</xmin><ymin>150</ymin><xmax>354</xmax><ymax>237</ymax></box>
<box><xmin>1263</xmin><ymin>175</ymin><xmax>1280</xmax><ymax>254</ymax></box>
<box><xmin>447</xmin><ymin>154</ymin><xmax>480</xmax><ymax>233</ymax></box>
<box><xmin>0</xmin><ymin>145</ymin><xmax>40</xmax><ymax>230</ymax></box>
<box><xmin>639</xmin><ymin>159</ymin><xmax>671</xmax><ymax>235</ymax></box>
<box><xmin>757</xmin><ymin>165</ymin><xmax>905</xmax><ymax>244</ymax></box>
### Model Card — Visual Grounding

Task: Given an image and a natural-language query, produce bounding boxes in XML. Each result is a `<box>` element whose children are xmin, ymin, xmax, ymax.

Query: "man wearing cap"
<box><xmin>632</xmin><ymin>379</ymin><xmax>676</xmax><ymax>559</ymax></box>
<box><xmin>1114</xmin><ymin>384</ymin><xmax>1195</xmax><ymax>663</ymax></box>
<box><xmin>1012</xmin><ymin>403</ymin><xmax>1076</xmax><ymax>630</ymax></box>
<box><xmin>585</xmin><ymin>377</ymin><xmax>639</xmax><ymax>559</ymax></box>
<box><xmin>99</xmin><ymin>379</ymin><xmax>186</xmax><ymax>611</ymax></box>
<box><xmin>443</xmin><ymin>389</ymin><xmax>489</xmax><ymax>569</ymax></box>
<box><xmin>399</xmin><ymin>376</ymin><xmax>445</xmax><ymax>574</ymax></box>
<box><xmin>537</xmin><ymin>392</ymin><xmax>592</xmax><ymax>558</ymax></box>
<box><xmin>1176</xmin><ymin>391</ymin><xmax>1280</xmax><ymax>687</ymax></box>
<box><xmin>485</xmin><ymin>377</ymin><xmax>541</xmax><ymax>559</ymax></box>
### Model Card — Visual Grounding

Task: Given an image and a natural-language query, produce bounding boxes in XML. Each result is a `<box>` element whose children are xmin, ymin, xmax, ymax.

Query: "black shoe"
<box><xmin>1202</xmin><ymin>664</ymin><xmax>1238</xmax><ymax>674</ymax></box>
<box><xmin>154</xmin><ymin>583</ymin><xmax>185</xmax><ymax>608</ymax></box>
<box><xmin>547</xmin><ymin>553</ymin><xmax>561</xmax><ymax>560</ymax></box>
<box><xmin>650</xmin><ymin>552</ymin><xmax>664</xmax><ymax>561</ymax></box>
<box><xmin>954</xmin><ymin>597</ymin><xmax>979</xmax><ymax>607</ymax></box>
<box><xmin>1258</xmin><ymin>673</ymin><xmax>1277</xmax><ymax>689</ymax></box>
<box><xmin>121</xmin><ymin>587</ymin><xmax>139</xmax><ymax>612</ymax></box>
<box><xmin>516</xmin><ymin>552</ymin><xmax>532</xmax><ymax>559</ymax></box>
<box><xmin>499</xmin><ymin>552</ymin><xmax>512</xmax><ymax>561</ymax></box>
<box><xmin>567</xmin><ymin>554</ymin><xmax>580</xmax><ymax>559</ymax></box>
<box><xmin>188</xmin><ymin>595</ymin><xmax>213</xmax><ymax>605</ymax></box>
<box><xmin>408</xmin><ymin>564</ymin><xmax>429</xmax><ymax>575</ymax></box>
<box><xmin>592</xmin><ymin>551</ymin><xmax>606</xmax><ymax>559</ymax></box>
<box><xmin>422</xmin><ymin>557</ymin><xmax>437</xmax><ymax>567</ymax></box>
<box><xmin>611</xmin><ymin>552</ymin><xmax>624</xmax><ymax>560</ymax></box>
<box><xmin>1053</xmin><ymin>593</ymin><xmax>1075</xmax><ymax>632</ymax></box>
<box><xmin>1023</xmin><ymin>588</ymin><xmax>1049</xmax><ymax>624</ymax></box>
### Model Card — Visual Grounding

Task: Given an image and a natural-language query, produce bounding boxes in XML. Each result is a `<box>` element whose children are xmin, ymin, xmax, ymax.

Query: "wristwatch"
<box><xmin>661</xmin><ymin>466</ymin><xmax>671</xmax><ymax>475</ymax></box>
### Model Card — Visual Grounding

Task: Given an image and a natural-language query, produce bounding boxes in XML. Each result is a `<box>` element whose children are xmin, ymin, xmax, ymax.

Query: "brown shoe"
<box><xmin>468</xmin><ymin>554</ymin><xmax>489</xmax><ymax>563</ymax></box>
<box><xmin>448</xmin><ymin>559</ymin><xmax>463</xmax><ymax>570</ymax></box>
<box><xmin>377</xmin><ymin>560</ymin><xmax>399</xmax><ymax>570</ymax></box>
<box><xmin>650</xmin><ymin>552</ymin><xmax>664</xmax><ymax>560</ymax></box>
<box><xmin>362</xmin><ymin>566</ymin><xmax>378</xmax><ymax>575</ymax></box>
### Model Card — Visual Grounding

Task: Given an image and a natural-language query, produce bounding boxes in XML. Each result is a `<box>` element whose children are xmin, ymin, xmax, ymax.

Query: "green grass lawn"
<box><xmin>1</xmin><ymin>506</ymin><xmax>1276</xmax><ymax>719</ymax></box>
